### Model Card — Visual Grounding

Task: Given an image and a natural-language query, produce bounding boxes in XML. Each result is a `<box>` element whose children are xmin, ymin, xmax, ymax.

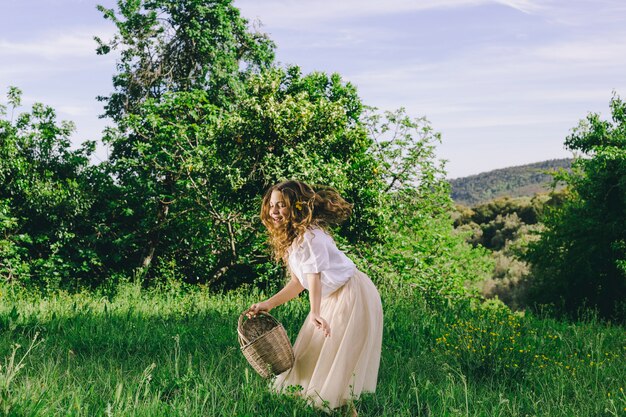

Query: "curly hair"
<box><xmin>260</xmin><ymin>180</ymin><xmax>353</xmax><ymax>262</ymax></box>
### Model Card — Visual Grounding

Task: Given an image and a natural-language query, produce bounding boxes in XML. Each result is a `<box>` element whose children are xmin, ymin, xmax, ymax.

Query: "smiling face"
<box><xmin>268</xmin><ymin>190</ymin><xmax>290</xmax><ymax>226</ymax></box>
<box><xmin>261</xmin><ymin>181</ymin><xmax>321</xmax><ymax>260</ymax></box>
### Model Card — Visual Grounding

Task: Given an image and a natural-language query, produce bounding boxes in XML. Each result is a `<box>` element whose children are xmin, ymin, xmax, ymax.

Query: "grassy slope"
<box><xmin>0</xmin><ymin>281</ymin><xmax>625</xmax><ymax>417</ymax></box>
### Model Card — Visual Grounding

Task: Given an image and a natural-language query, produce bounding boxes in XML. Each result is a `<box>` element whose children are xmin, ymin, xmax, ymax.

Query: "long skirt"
<box><xmin>273</xmin><ymin>270</ymin><xmax>383</xmax><ymax>410</ymax></box>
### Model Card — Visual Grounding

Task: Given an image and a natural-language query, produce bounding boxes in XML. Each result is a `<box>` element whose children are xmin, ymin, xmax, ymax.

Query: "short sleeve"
<box><xmin>299</xmin><ymin>230</ymin><xmax>330</xmax><ymax>274</ymax></box>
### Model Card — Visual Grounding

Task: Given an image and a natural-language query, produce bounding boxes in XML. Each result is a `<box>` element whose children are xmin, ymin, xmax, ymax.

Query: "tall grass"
<box><xmin>0</xmin><ymin>279</ymin><xmax>624</xmax><ymax>416</ymax></box>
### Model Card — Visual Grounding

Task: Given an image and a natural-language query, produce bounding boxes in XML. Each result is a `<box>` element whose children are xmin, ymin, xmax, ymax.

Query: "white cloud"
<box><xmin>0</xmin><ymin>59</ymin><xmax>112</xmax><ymax>81</ymax></box>
<box><xmin>57</xmin><ymin>105</ymin><xmax>91</xmax><ymax>117</ymax></box>
<box><xmin>343</xmin><ymin>34</ymin><xmax>625</xmax><ymax>141</ymax></box>
<box><xmin>0</xmin><ymin>27</ymin><xmax>116</xmax><ymax>60</ymax></box>
<box><xmin>493</xmin><ymin>0</ymin><xmax>543</xmax><ymax>14</ymax></box>
<box><xmin>0</xmin><ymin>36</ymin><xmax>89</xmax><ymax>60</ymax></box>
<box><xmin>532</xmin><ymin>39</ymin><xmax>626</xmax><ymax>66</ymax></box>
<box><xmin>236</xmin><ymin>0</ymin><xmax>540</xmax><ymax>29</ymax></box>
<box><xmin>347</xmin><ymin>29</ymin><xmax>626</xmax><ymax>105</ymax></box>
<box><xmin>535</xmin><ymin>0</ymin><xmax>626</xmax><ymax>26</ymax></box>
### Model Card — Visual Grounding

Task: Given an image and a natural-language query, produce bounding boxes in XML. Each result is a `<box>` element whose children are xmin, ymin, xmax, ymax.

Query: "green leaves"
<box><xmin>526</xmin><ymin>94</ymin><xmax>626</xmax><ymax>320</ymax></box>
<box><xmin>102</xmin><ymin>62</ymin><xmax>386</xmax><ymax>286</ymax></box>
<box><xmin>0</xmin><ymin>88</ymin><xmax>100</xmax><ymax>288</ymax></box>
<box><xmin>6</xmin><ymin>87</ymin><xmax>21</xmax><ymax>109</ymax></box>
<box><xmin>96</xmin><ymin>0</ymin><xmax>275</xmax><ymax>120</ymax></box>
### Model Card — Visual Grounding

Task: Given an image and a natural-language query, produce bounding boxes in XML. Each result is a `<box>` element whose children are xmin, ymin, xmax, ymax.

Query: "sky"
<box><xmin>1</xmin><ymin>0</ymin><xmax>625</xmax><ymax>178</ymax></box>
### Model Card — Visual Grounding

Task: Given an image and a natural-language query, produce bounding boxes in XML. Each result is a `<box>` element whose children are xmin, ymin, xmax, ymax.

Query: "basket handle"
<box><xmin>237</xmin><ymin>312</ymin><xmax>250</xmax><ymax>345</ymax></box>
<box><xmin>237</xmin><ymin>310</ymin><xmax>278</xmax><ymax>346</ymax></box>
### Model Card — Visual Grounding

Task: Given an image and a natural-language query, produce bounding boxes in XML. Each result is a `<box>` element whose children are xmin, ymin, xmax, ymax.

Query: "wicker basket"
<box><xmin>237</xmin><ymin>311</ymin><xmax>294</xmax><ymax>378</ymax></box>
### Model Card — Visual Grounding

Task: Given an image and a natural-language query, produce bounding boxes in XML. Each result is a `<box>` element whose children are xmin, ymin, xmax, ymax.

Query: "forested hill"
<box><xmin>449</xmin><ymin>158</ymin><xmax>572</xmax><ymax>206</ymax></box>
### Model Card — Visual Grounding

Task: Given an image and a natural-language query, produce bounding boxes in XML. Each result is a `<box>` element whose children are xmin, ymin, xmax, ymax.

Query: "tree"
<box><xmin>363</xmin><ymin>108</ymin><xmax>493</xmax><ymax>304</ymax></box>
<box><xmin>95</xmin><ymin>0</ymin><xmax>276</xmax><ymax>282</ymax></box>
<box><xmin>0</xmin><ymin>87</ymin><xmax>102</xmax><ymax>288</ymax></box>
<box><xmin>95</xmin><ymin>0</ymin><xmax>275</xmax><ymax>120</ymax></box>
<box><xmin>525</xmin><ymin>94</ymin><xmax>626</xmax><ymax>320</ymax></box>
<box><xmin>101</xmin><ymin>66</ymin><xmax>386</xmax><ymax>286</ymax></box>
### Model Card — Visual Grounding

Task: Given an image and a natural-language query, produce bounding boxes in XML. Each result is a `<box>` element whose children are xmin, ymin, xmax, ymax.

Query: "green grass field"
<box><xmin>0</xmin><ymin>279</ymin><xmax>625</xmax><ymax>416</ymax></box>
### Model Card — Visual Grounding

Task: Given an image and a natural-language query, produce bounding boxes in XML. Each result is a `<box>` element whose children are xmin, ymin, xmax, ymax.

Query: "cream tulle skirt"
<box><xmin>273</xmin><ymin>270</ymin><xmax>383</xmax><ymax>410</ymax></box>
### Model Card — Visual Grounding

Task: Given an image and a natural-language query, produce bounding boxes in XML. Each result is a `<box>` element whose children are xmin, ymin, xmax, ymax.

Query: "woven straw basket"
<box><xmin>237</xmin><ymin>311</ymin><xmax>294</xmax><ymax>378</ymax></box>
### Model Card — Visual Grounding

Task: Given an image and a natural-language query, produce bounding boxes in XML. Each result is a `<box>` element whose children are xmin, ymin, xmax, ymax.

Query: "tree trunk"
<box><xmin>140</xmin><ymin>200</ymin><xmax>170</xmax><ymax>273</ymax></box>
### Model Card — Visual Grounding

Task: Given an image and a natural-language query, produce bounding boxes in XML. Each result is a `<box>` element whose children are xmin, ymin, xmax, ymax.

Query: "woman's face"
<box><xmin>269</xmin><ymin>190</ymin><xmax>289</xmax><ymax>225</ymax></box>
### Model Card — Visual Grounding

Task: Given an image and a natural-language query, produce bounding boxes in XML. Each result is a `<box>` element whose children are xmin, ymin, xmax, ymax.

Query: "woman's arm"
<box><xmin>306</xmin><ymin>272</ymin><xmax>331</xmax><ymax>337</ymax></box>
<box><xmin>247</xmin><ymin>274</ymin><xmax>304</xmax><ymax>316</ymax></box>
<box><xmin>267</xmin><ymin>274</ymin><xmax>305</xmax><ymax>310</ymax></box>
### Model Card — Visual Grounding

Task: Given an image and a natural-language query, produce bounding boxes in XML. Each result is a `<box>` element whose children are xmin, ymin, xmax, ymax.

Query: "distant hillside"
<box><xmin>449</xmin><ymin>158</ymin><xmax>572</xmax><ymax>206</ymax></box>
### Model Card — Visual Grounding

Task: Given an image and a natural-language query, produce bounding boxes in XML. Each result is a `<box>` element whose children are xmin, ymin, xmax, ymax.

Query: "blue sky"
<box><xmin>1</xmin><ymin>0</ymin><xmax>625</xmax><ymax>178</ymax></box>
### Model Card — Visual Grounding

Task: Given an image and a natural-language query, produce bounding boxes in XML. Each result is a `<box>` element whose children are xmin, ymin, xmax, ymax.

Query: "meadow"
<box><xmin>0</xmin><ymin>278</ymin><xmax>624</xmax><ymax>417</ymax></box>
<box><xmin>1</xmin><ymin>1</ymin><xmax>625</xmax><ymax>415</ymax></box>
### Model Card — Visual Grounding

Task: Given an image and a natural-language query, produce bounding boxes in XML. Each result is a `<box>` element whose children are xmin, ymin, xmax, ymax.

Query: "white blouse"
<box><xmin>288</xmin><ymin>227</ymin><xmax>356</xmax><ymax>297</ymax></box>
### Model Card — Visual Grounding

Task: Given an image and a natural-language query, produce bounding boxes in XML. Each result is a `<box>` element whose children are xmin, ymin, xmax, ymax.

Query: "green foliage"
<box><xmin>0</xmin><ymin>200</ymin><xmax>30</xmax><ymax>285</ymax></box>
<box><xmin>453</xmin><ymin>193</ymin><xmax>560</xmax><ymax>251</ymax></box>
<box><xmin>0</xmin><ymin>88</ymin><xmax>102</xmax><ymax>289</ymax></box>
<box><xmin>368</xmin><ymin>205</ymin><xmax>493</xmax><ymax>306</ymax></box>
<box><xmin>360</xmin><ymin>109</ymin><xmax>493</xmax><ymax>305</ymax></box>
<box><xmin>449</xmin><ymin>158</ymin><xmax>571</xmax><ymax>206</ymax></box>
<box><xmin>103</xmin><ymin>66</ymin><xmax>385</xmax><ymax>287</ymax></box>
<box><xmin>95</xmin><ymin>0</ymin><xmax>275</xmax><ymax>119</ymax></box>
<box><xmin>95</xmin><ymin>0</ymin><xmax>393</xmax><ymax>288</ymax></box>
<box><xmin>222</xmin><ymin>66</ymin><xmax>382</xmax><ymax>244</ymax></box>
<box><xmin>453</xmin><ymin>194</ymin><xmax>567</xmax><ymax>310</ymax></box>
<box><xmin>525</xmin><ymin>94</ymin><xmax>626</xmax><ymax>320</ymax></box>
<box><xmin>456</xmin><ymin>194</ymin><xmax>553</xmax><ymax>227</ymax></box>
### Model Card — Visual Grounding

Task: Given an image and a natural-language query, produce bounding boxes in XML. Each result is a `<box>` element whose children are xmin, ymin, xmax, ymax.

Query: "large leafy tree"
<box><xmin>525</xmin><ymin>94</ymin><xmax>626</xmax><ymax>320</ymax></box>
<box><xmin>101</xmin><ymin>66</ymin><xmax>386</xmax><ymax>286</ymax></box>
<box><xmin>0</xmin><ymin>1</ymin><xmax>492</xmax><ymax>295</ymax></box>
<box><xmin>94</xmin><ymin>0</ymin><xmax>389</xmax><ymax>285</ymax></box>
<box><xmin>95</xmin><ymin>0</ymin><xmax>274</xmax><ymax>281</ymax></box>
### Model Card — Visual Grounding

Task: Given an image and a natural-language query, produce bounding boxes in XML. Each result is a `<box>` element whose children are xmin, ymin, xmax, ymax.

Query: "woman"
<box><xmin>247</xmin><ymin>180</ymin><xmax>383</xmax><ymax>414</ymax></box>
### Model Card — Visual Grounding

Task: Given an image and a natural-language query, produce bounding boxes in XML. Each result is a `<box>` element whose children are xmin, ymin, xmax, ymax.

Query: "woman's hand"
<box><xmin>310</xmin><ymin>313</ymin><xmax>331</xmax><ymax>338</ymax></box>
<box><xmin>246</xmin><ymin>301</ymin><xmax>272</xmax><ymax>318</ymax></box>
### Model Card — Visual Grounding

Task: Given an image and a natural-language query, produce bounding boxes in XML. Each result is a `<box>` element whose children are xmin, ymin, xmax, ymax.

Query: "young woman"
<box><xmin>247</xmin><ymin>180</ymin><xmax>383</xmax><ymax>413</ymax></box>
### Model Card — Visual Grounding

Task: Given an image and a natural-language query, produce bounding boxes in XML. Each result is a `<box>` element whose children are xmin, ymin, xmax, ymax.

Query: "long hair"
<box><xmin>260</xmin><ymin>180</ymin><xmax>353</xmax><ymax>262</ymax></box>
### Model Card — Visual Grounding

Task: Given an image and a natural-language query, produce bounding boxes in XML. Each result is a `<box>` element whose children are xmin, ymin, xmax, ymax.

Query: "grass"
<box><xmin>0</xmin><ymin>279</ymin><xmax>625</xmax><ymax>416</ymax></box>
